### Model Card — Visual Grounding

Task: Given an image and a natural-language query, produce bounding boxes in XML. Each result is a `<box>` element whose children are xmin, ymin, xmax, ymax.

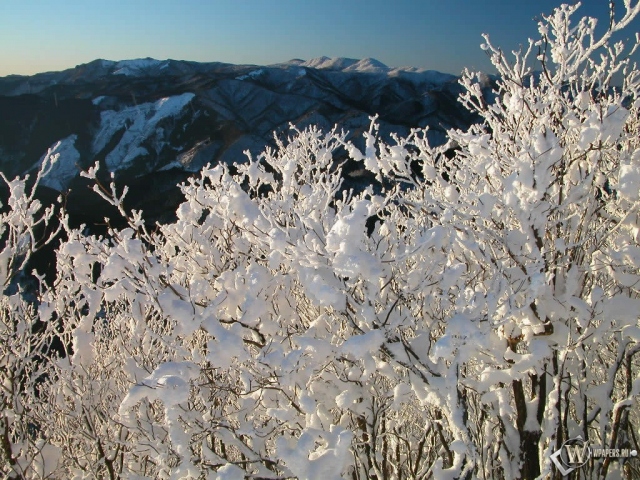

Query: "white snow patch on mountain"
<box><xmin>301</xmin><ymin>57</ymin><xmax>359</xmax><ymax>71</ymax></box>
<box><xmin>301</xmin><ymin>56</ymin><xmax>390</xmax><ymax>73</ymax></box>
<box><xmin>92</xmin><ymin>93</ymin><xmax>195</xmax><ymax>171</ymax></box>
<box><xmin>32</xmin><ymin>135</ymin><xmax>80</xmax><ymax>191</ymax></box>
<box><xmin>343</xmin><ymin>58</ymin><xmax>389</xmax><ymax>73</ymax></box>
<box><xmin>236</xmin><ymin>69</ymin><xmax>264</xmax><ymax>81</ymax></box>
<box><xmin>112</xmin><ymin>58</ymin><xmax>166</xmax><ymax>76</ymax></box>
<box><xmin>299</xmin><ymin>56</ymin><xmax>456</xmax><ymax>81</ymax></box>
<box><xmin>158</xmin><ymin>139</ymin><xmax>210</xmax><ymax>172</ymax></box>
<box><xmin>92</xmin><ymin>96</ymin><xmax>106</xmax><ymax>105</ymax></box>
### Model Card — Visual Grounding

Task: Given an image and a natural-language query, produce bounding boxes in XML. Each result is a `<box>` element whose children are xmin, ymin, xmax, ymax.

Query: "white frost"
<box><xmin>119</xmin><ymin>361</ymin><xmax>199</xmax><ymax>415</ymax></box>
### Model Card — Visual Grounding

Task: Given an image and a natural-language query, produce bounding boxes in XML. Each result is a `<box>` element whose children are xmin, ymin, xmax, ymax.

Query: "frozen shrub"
<box><xmin>4</xmin><ymin>2</ymin><xmax>640</xmax><ymax>479</ymax></box>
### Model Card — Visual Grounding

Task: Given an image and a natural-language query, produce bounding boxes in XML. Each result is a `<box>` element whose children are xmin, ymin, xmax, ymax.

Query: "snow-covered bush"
<box><xmin>3</xmin><ymin>2</ymin><xmax>640</xmax><ymax>479</ymax></box>
<box><xmin>0</xmin><ymin>153</ymin><xmax>63</xmax><ymax>479</ymax></box>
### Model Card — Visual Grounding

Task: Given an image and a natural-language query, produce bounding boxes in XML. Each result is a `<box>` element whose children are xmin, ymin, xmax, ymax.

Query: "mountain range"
<box><xmin>0</xmin><ymin>57</ymin><xmax>486</xmax><ymax>226</ymax></box>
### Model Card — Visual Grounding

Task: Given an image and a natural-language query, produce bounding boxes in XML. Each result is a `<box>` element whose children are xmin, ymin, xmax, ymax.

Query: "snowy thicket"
<box><xmin>3</xmin><ymin>2</ymin><xmax>640</xmax><ymax>479</ymax></box>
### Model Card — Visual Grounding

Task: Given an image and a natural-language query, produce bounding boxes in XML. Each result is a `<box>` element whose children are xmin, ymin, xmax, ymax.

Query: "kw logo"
<box><xmin>550</xmin><ymin>436</ymin><xmax>638</xmax><ymax>476</ymax></box>
<box><xmin>566</xmin><ymin>441</ymin><xmax>590</xmax><ymax>464</ymax></box>
<box><xmin>550</xmin><ymin>436</ymin><xmax>591</xmax><ymax>476</ymax></box>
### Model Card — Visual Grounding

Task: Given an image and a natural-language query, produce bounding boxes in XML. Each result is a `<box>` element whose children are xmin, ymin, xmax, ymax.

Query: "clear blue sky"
<box><xmin>0</xmin><ymin>1</ymin><xmax>635</xmax><ymax>77</ymax></box>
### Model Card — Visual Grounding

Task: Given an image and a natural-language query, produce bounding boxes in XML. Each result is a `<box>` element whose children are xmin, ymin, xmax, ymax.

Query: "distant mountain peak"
<box><xmin>299</xmin><ymin>57</ymin><xmax>391</xmax><ymax>74</ymax></box>
<box><xmin>344</xmin><ymin>58</ymin><xmax>389</xmax><ymax>73</ymax></box>
<box><xmin>301</xmin><ymin>57</ymin><xmax>359</xmax><ymax>71</ymax></box>
<box><xmin>113</xmin><ymin>58</ymin><xmax>168</xmax><ymax>76</ymax></box>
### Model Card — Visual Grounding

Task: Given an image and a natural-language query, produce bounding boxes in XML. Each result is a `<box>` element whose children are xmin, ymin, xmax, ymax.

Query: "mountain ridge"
<box><xmin>0</xmin><ymin>56</ymin><xmax>488</xmax><ymax>226</ymax></box>
<box><xmin>0</xmin><ymin>56</ymin><xmax>458</xmax><ymax>81</ymax></box>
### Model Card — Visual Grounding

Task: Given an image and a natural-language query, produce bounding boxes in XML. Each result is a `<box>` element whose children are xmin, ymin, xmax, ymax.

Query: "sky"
<box><xmin>0</xmin><ymin>1</ymin><xmax>637</xmax><ymax>77</ymax></box>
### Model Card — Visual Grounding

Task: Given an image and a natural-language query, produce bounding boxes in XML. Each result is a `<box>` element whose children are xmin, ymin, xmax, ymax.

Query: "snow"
<box><xmin>618</xmin><ymin>155</ymin><xmax>640</xmax><ymax>200</ymax></box>
<box><xmin>343</xmin><ymin>57</ymin><xmax>389</xmax><ymax>74</ymax></box>
<box><xmin>202</xmin><ymin>316</ymin><xmax>249</xmax><ymax>370</ymax></box>
<box><xmin>298</xmin><ymin>267</ymin><xmax>346</xmax><ymax>309</ymax></box>
<box><xmin>112</xmin><ymin>58</ymin><xmax>165</xmax><ymax>76</ymax></box>
<box><xmin>216</xmin><ymin>463</ymin><xmax>245</xmax><ymax>480</ymax></box>
<box><xmin>119</xmin><ymin>361</ymin><xmax>199</xmax><ymax>414</ymax></box>
<box><xmin>17</xmin><ymin>441</ymin><xmax>60</xmax><ymax>478</ymax></box>
<box><xmin>326</xmin><ymin>199</ymin><xmax>383</xmax><ymax>280</ymax></box>
<box><xmin>31</xmin><ymin>135</ymin><xmax>81</xmax><ymax>191</ymax></box>
<box><xmin>603</xmin><ymin>296</ymin><xmax>640</xmax><ymax>322</ymax></box>
<box><xmin>298</xmin><ymin>56</ymin><xmax>456</xmax><ymax>84</ymax></box>
<box><xmin>157</xmin><ymin>287</ymin><xmax>196</xmax><ymax>335</ymax></box>
<box><xmin>11</xmin><ymin>7</ymin><xmax>640</xmax><ymax>477</ymax></box>
<box><xmin>94</xmin><ymin>59</ymin><xmax>114</xmax><ymax>68</ymax></box>
<box><xmin>301</xmin><ymin>56</ymin><xmax>391</xmax><ymax>74</ymax></box>
<box><xmin>235</xmin><ymin>68</ymin><xmax>264</xmax><ymax>80</ymax></box>
<box><xmin>340</xmin><ymin>330</ymin><xmax>385</xmax><ymax>358</ymax></box>
<box><xmin>301</xmin><ymin>56</ymin><xmax>359</xmax><ymax>70</ymax></box>
<box><xmin>92</xmin><ymin>92</ymin><xmax>195</xmax><ymax>171</ymax></box>
<box><xmin>277</xmin><ymin>426</ymin><xmax>353</xmax><ymax>480</ymax></box>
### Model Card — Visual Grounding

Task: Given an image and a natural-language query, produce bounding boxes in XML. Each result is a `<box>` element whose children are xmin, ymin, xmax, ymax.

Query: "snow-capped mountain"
<box><xmin>0</xmin><ymin>57</ymin><xmax>487</xmax><ymax>224</ymax></box>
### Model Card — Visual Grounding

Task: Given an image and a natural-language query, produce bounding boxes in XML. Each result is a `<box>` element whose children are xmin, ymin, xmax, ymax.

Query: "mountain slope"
<box><xmin>0</xmin><ymin>57</ymin><xmax>486</xmax><ymax>225</ymax></box>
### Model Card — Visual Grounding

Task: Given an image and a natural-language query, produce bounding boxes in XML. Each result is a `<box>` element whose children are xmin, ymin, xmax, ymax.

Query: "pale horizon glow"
<box><xmin>0</xmin><ymin>1</ymin><xmax>635</xmax><ymax>77</ymax></box>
